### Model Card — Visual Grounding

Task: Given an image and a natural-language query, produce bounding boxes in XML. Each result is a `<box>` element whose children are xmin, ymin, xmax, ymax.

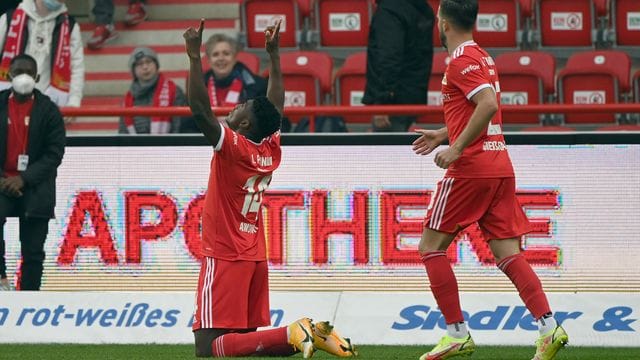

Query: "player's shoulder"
<box><xmin>450</xmin><ymin>43</ymin><xmax>484</xmax><ymax>62</ymax></box>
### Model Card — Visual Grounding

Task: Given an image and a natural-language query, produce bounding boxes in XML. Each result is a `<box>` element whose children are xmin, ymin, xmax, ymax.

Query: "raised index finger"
<box><xmin>274</xmin><ymin>18</ymin><xmax>282</xmax><ymax>34</ymax></box>
<box><xmin>197</xmin><ymin>18</ymin><xmax>205</xmax><ymax>35</ymax></box>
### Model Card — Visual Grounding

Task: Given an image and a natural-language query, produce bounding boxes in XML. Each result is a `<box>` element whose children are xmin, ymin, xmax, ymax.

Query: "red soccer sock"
<box><xmin>498</xmin><ymin>253</ymin><xmax>551</xmax><ymax>319</ymax></box>
<box><xmin>422</xmin><ymin>251</ymin><xmax>464</xmax><ymax>324</ymax></box>
<box><xmin>211</xmin><ymin>327</ymin><xmax>295</xmax><ymax>357</ymax></box>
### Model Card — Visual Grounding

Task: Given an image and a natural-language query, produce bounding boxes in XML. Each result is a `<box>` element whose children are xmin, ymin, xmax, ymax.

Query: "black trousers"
<box><xmin>0</xmin><ymin>217</ymin><xmax>49</xmax><ymax>290</ymax></box>
<box><xmin>92</xmin><ymin>0</ymin><xmax>146</xmax><ymax>25</ymax></box>
<box><xmin>0</xmin><ymin>195</ymin><xmax>50</xmax><ymax>290</ymax></box>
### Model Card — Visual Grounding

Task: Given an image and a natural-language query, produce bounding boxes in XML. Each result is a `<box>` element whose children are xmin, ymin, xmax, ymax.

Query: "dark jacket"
<box><xmin>181</xmin><ymin>61</ymin><xmax>267</xmax><ymax>133</ymax></box>
<box><xmin>0</xmin><ymin>89</ymin><xmax>65</xmax><ymax>219</ymax></box>
<box><xmin>362</xmin><ymin>0</ymin><xmax>434</xmax><ymax>105</ymax></box>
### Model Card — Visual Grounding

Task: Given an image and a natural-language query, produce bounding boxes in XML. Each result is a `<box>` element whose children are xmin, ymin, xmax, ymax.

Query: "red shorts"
<box><xmin>192</xmin><ymin>257</ymin><xmax>270</xmax><ymax>331</ymax></box>
<box><xmin>424</xmin><ymin>177</ymin><xmax>532</xmax><ymax>240</ymax></box>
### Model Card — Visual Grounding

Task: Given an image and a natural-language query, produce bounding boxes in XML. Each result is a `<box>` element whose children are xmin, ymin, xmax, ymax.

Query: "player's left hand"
<box><xmin>265</xmin><ymin>19</ymin><xmax>282</xmax><ymax>54</ymax></box>
<box><xmin>434</xmin><ymin>147</ymin><xmax>462</xmax><ymax>169</ymax></box>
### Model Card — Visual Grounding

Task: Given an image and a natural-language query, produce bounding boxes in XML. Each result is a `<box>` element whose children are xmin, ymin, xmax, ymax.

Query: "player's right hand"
<box><xmin>184</xmin><ymin>18</ymin><xmax>204</xmax><ymax>59</ymax></box>
<box><xmin>412</xmin><ymin>129</ymin><xmax>441</xmax><ymax>155</ymax></box>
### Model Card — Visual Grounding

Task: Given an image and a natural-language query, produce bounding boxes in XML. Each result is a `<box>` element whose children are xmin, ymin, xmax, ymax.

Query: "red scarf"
<box><xmin>124</xmin><ymin>74</ymin><xmax>177</xmax><ymax>134</ymax></box>
<box><xmin>208</xmin><ymin>76</ymin><xmax>244</xmax><ymax>107</ymax></box>
<box><xmin>0</xmin><ymin>9</ymin><xmax>71</xmax><ymax>99</ymax></box>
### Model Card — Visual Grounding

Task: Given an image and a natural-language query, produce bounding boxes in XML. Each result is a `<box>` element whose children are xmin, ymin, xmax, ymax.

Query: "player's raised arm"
<box><xmin>265</xmin><ymin>19</ymin><xmax>284</xmax><ymax>115</ymax></box>
<box><xmin>184</xmin><ymin>19</ymin><xmax>222</xmax><ymax>146</ymax></box>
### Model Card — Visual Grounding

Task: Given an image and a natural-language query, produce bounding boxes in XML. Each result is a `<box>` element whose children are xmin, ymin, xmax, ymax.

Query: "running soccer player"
<box><xmin>184</xmin><ymin>19</ymin><xmax>356</xmax><ymax>358</ymax></box>
<box><xmin>412</xmin><ymin>1</ymin><xmax>568</xmax><ymax>359</ymax></box>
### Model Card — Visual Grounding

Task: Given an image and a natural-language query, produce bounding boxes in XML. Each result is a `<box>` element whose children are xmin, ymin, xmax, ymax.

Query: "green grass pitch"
<box><xmin>2</xmin><ymin>344</ymin><xmax>640</xmax><ymax>359</ymax></box>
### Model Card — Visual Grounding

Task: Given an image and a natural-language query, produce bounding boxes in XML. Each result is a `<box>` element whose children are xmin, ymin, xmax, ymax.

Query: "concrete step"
<box><xmin>84</xmin><ymin>45</ymin><xmax>266</xmax><ymax>74</ymax></box>
<box><xmin>66</xmin><ymin>116</ymin><xmax>119</xmax><ymax>135</ymax></box>
<box><xmin>111</xmin><ymin>0</ymin><xmax>240</xmax><ymax>22</ymax></box>
<box><xmin>84</xmin><ymin>70</ymin><xmax>188</xmax><ymax>97</ymax></box>
<box><xmin>80</xmin><ymin>19</ymin><xmax>238</xmax><ymax>48</ymax></box>
<box><xmin>85</xmin><ymin>45</ymin><xmax>190</xmax><ymax>73</ymax></box>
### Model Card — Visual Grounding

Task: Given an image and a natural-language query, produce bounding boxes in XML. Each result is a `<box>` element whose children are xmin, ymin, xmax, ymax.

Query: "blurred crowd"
<box><xmin>0</xmin><ymin>0</ymin><xmax>436</xmax><ymax>134</ymax></box>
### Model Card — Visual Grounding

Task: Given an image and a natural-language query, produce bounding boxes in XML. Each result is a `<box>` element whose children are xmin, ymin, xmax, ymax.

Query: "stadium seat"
<box><xmin>315</xmin><ymin>0</ymin><xmax>373</xmax><ymax>47</ymax></box>
<box><xmin>613</xmin><ymin>0</ymin><xmax>640</xmax><ymax>46</ymax></box>
<box><xmin>537</xmin><ymin>0</ymin><xmax>595</xmax><ymax>47</ymax></box>
<box><xmin>473</xmin><ymin>0</ymin><xmax>522</xmax><ymax>47</ymax></box>
<box><xmin>334</xmin><ymin>51</ymin><xmax>369</xmax><ymax>123</ymax></box>
<box><xmin>427</xmin><ymin>51</ymin><xmax>450</xmax><ymax>124</ymax></box>
<box><xmin>269</xmin><ymin>51</ymin><xmax>333</xmax><ymax>118</ymax></box>
<box><xmin>557</xmin><ymin>50</ymin><xmax>631</xmax><ymax>123</ymax></box>
<box><xmin>430</xmin><ymin>0</ymin><xmax>535</xmax><ymax>48</ymax></box>
<box><xmin>236</xmin><ymin>52</ymin><xmax>261</xmax><ymax>74</ymax></box>
<box><xmin>297</xmin><ymin>0</ymin><xmax>313</xmax><ymax>18</ymax></box>
<box><xmin>494</xmin><ymin>51</ymin><xmax>556</xmax><ymax>124</ymax></box>
<box><xmin>241</xmin><ymin>0</ymin><xmax>301</xmax><ymax>48</ymax></box>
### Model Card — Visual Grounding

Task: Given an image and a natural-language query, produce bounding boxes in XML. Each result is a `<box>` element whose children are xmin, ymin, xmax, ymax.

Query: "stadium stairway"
<box><xmin>69</xmin><ymin>0</ymin><xmax>241</xmax><ymax>135</ymax></box>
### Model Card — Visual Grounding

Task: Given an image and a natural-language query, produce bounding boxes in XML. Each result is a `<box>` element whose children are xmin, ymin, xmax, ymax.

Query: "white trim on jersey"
<box><xmin>451</xmin><ymin>40</ymin><xmax>477</xmax><ymax>59</ymax></box>
<box><xmin>430</xmin><ymin>178</ymin><xmax>455</xmax><ymax>230</ymax></box>
<box><xmin>201</xmin><ymin>257</ymin><xmax>215</xmax><ymax>328</ymax></box>
<box><xmin>214</xmin><ymin>126</ymin><xmax>226</xmax><ymax>152</ymax></box>
<box><xmin>466</xmin><ymin>83</ymin><xmax>493</xmax><ymax>100</ymax></box>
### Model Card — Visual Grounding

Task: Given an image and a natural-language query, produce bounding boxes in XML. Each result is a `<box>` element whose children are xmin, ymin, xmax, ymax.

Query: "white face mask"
<box><xmin>11</xmin><ymin>74</ymin><xmax>36</xmax><ymax>95</ymax></box>
<box><xmin>42</xmin><ymin>0</ymin><xmax>64</xmax><ymax>12</ymax></box>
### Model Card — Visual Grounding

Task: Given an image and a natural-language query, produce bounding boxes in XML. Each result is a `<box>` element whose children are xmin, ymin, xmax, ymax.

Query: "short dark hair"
<box><xmin>10</xmin><ymin>53</ymin><xmax>37</xmax><ymax>70</ymax></box>
<box><xmin>251</xmin><ymin>96</ymin><xmax>281</xmax><ymax>138</ymax></box>
<box><xmin>440</xmin><ymin>0</ymin><xmax>478</xmax><ymax>32</ymax></box>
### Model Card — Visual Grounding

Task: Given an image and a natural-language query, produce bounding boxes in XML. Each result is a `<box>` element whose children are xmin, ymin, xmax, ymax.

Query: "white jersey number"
<box><xmin>241</xmin><ymin>175</ymin><xmax>272</xmax><ymax>219</ymax></box>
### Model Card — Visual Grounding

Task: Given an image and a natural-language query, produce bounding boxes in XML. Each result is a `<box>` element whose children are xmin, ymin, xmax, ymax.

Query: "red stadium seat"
<box><xmin>241</xmin><ymin>0</ymin><xmax>301</xmax><ymax>48</ymax></box>
<box><xmin>473</xmin><ymin>0</ymin><xmax>522</xmax><ymax>47</ymax></box>
<box><xmin>297</xmin><ymin>0</ymin><xmax>313</xmax><ymax>18</ymax></box>
<box><xmin>427</xmin><ymin>51</ymin><xmax>450</xmax><ymax>123</ymax></box>
<box><xmin>537</xmin><ymin>0</ymin><xmax>595</xmax><ymax>46</ymax></box>
<box><xmin>236</xmin><ymin>52</ymin><xmax>261</xmax><ymax>74</ymax></box>
<box><xmin>557</xmin><ymin>50</ymin><xmax>631</xmax><ymax>123</ymax></box>
<box><xmin>614</xmin><ymin>0</ymin><xmax>640</xmax><ymax>46</ymax></box>
<box><xmin>315</xmin><ymin>0</ymin><xmax>373</xmax><ymax>47</ymax></box>
<box><xmin>430</xmin><ymin>0</ymin><xmax>535</xmax><ymax>48</ymax></box>
<box><xmin>334</xmin><ymin>51</ymin><xmax>368</xmax><ymax>123</ymax></box>
<box><xmin>495</xmin><ymin>51</ymin><xmax>556</xmax><ymax>124</ymax></box>
<box><xmin>270</xmin><ymin>51</ymin><xmax>333</xmax><ymax>119</ymax></box>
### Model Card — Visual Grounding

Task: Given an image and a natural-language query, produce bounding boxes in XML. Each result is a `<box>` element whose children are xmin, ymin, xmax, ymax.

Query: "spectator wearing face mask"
<box><xmin>119</xmin><ymin>47</ymin><xmax>186</xmax><ymax>134</ymax></box>
<box><xmin>0</xmin><ymin>54</ymin><xmax>65</xmax><ymax>291</ymax></box>
<box><xmin>0</xmin><ymin>0</ymin><xmax>84</xmax><ymax>123</ymax></box>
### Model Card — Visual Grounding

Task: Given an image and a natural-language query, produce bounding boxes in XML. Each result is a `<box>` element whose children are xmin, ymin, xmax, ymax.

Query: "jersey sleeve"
<box><xmin>216</xmin><ymin>126</ymin><xmax>249</xmax><ymax>161</ymax></box>
<box><xmin>447</xmin><ymin>56</ymin><xmax>494</xmax><ymax>101</ymax></box>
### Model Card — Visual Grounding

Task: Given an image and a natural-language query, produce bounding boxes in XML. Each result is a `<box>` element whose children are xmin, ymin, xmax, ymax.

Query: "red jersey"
<box><xmin>4</xmin><ymin>95</ymin><xmax>33</xmax><ymax>177</ymax></box>
<box><xmin>441</xmin><ymin>40</ymin><xmax>514</xmax><ymax>178</ymax></box>
<box><xmin>201</xmin><ymin>126</ymin><xmax>282</xmax><ymax>261</ymax></box>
